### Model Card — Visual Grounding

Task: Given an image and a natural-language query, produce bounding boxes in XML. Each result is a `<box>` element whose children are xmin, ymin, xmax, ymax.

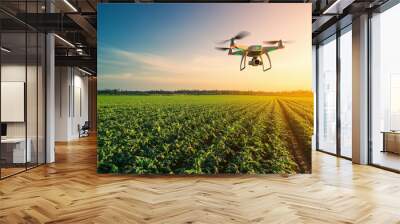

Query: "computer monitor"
<box><xmin>1</xmin><ymin>123</ymin><xmax>7</xmax><ymax>137</ymax></box>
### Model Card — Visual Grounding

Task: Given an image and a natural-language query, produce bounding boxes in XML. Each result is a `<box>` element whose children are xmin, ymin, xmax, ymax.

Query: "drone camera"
<box><xmin>249</xmin><ymin>58</ymin><xmax>262</xmax><ymax>66</ymax></box>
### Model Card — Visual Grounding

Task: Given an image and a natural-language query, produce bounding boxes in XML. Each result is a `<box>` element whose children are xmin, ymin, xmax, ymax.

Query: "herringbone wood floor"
<box><xmin>1</xmin><ymin>136</ymin><xmax>400</xmax><ymax>224</ymax></box>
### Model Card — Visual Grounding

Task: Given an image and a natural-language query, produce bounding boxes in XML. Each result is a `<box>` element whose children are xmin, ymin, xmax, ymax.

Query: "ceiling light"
<box><xmin>78</xmin><ymin>67</ymin><xmax>93</xmax><ymax>76</ymax></box>
<box><xmin>76</xmin><ymin>48</ymin><xmax>85</xmax><ymax>55</ymax></box>
<box><xmin>54</xmin><ymin>34</ymin><xmax>75</xmax><ymax>48</ymax></box>
<box><xmin>63</xmin><ymin>0</ymin><xmax>78</xmax><ymax>12</ymax></box>
<box><xmin>1</xmin><ymin>47</ymin><xmax>11</xmax><ymax>53</ymax></box>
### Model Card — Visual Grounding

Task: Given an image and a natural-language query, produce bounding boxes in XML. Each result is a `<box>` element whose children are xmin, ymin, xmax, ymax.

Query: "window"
<box><xmin>390</xmin><ymin>74</ymin><xmax>400</xmax><ymax>130</ymax></box>
<box><xmin>370</xmin><ymin>3</ymin><xmax>400</xmax><ymax>171</ymax></box>
<box><xmin>339</xmin><ymin>27</ymin><xmax>352</xmax><ymax>158</ymax></box>
<box><xmin>317</xmin><ymin>36</ymin><xmax>337</xmax><ymax>154</ymax></box>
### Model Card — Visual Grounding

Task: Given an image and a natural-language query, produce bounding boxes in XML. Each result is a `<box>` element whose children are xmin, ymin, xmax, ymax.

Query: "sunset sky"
<box><xmin>98</xmin><ymin>3</ymin><xmax>311</xmax><ymax>91</ymax></box>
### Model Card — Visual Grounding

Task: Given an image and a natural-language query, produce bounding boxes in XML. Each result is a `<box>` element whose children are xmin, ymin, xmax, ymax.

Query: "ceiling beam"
<box><xmin>323</xmin><ymin>0</ymin><xmax>356</xmax><ymax>14</ymax></box>
<box><xmin>67</xmin><ymin>13</ymin><xmax>97</xmax><ymax>47</ymax></box>
<box><xmin>55</xmin><ymin>55</ymin><xmax>96</xmax><ymax>73</ymax></box>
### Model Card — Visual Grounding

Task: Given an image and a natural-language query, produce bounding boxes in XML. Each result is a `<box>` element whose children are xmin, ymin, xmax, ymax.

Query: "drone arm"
<box><xmin>263</xmin><ymin>46</ymin><xmax>279</xmax><ymax>53</ymax></box>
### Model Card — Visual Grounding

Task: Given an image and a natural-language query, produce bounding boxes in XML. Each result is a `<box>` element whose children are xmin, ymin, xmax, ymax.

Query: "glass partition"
<box><xmin>0</xmin><ymin>1</ymin><xmax>46</xmax><ymax>179</ymax></box>
<box><xmin>1</xmin><ymin>30</ymin><xmax>28</xmax><ymax>177</ymax></box>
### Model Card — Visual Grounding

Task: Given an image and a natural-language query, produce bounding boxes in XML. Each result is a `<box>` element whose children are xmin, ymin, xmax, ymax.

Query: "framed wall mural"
<box><xmin>97</xmin><ymin>3</ymin><xmax>313</xmax><ymax>174</ymax></box>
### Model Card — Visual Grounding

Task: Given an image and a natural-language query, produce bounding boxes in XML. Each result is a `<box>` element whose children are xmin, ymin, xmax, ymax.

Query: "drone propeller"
<box><xmin>219</xmin><ymin>31</ymin><xmax>250</xmax><ymax>44</ymax></box>
<box><xmin>263</xmin><ymin>40</ymin><xmax>294</xmax><ymax>44</ymax></box>
<box><xmin>215</xmin><ymin>47</ymin><xmax>231</xmax><ymax>51</ymax></box>
<box><xmin>233</xmin><ymin>31</ymin><xmax>250</xmax><ymax>40</ymax></box>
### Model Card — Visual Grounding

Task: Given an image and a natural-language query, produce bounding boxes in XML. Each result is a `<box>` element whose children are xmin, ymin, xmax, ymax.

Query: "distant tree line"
<box><xmin>98</xmin><ymin>89</ymin><xmax>313</xmax><ymax>97</ymax></box>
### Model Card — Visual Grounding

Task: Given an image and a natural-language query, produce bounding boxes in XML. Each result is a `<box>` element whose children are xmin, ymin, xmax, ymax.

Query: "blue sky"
<box><xmin>98</xmin><ymin>3</ymin><xmax>312</xmax><ymax>91</ymax></box>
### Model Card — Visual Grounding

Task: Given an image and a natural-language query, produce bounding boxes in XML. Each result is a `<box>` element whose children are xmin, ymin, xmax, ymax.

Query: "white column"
<box><xmin>352</xmin><ymin>14</ymin><xmax>369</xmax><ymax>164</ymax></box>
<box><xmin>46</xmin><ymin>32</ymin><xmax>55</xmax><ymax>163</ymax></box>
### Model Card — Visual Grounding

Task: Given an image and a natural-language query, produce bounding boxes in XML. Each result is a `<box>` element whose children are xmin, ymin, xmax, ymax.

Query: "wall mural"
<box><xmin>97</xmin><ymin>3</ymin><xmax>313</xmax><ymax>174</ymax></box>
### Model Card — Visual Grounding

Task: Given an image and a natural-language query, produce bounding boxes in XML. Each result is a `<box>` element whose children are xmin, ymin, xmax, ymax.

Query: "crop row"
<box><xmin>97</xmin><ymin>96</ymin><xmax>312</xmax><ymax>174</ymax></box>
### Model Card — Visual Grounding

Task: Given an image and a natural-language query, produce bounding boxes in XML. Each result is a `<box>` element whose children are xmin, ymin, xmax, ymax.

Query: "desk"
<box><xmin>382</xmin><ymin>131</ymin><xmax>400</xmax><ymax>154</ymax></box>
<box><xmin>1</xmin><ymin>138</ymin><xmax>31</xmax><ymax>163</ymax></box>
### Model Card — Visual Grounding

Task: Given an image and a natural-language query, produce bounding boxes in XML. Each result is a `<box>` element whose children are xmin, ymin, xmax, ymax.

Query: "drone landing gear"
<box><xmin>240</xmin><ymin>52</ymin><xmax>247</xmax><ymax>71</ymax></box>
<box><xmin>260</xmin><ymin>53</ymin><xmax>272</xmax><ymax>72</ymax></box>
<box><xmin>239</xmin><ymin>53</ymin><xmax>271</xmax><ymax>72</ymax></box>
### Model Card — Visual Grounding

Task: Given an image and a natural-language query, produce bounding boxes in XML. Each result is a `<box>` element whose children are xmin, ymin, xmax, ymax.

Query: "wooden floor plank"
<box><xmin>1</xmin><ymin>136</ymin><xmax>400</xmax><ymax>223</ymax></box>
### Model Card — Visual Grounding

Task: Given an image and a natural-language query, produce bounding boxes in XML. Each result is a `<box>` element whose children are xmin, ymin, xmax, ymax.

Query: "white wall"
<box><xmin>1</xmin><ymin>63</ymin><xmax>46</xmax><ymax>164</ymax></box>
<box><xmin>1</xmin><ymin>65</ymin><xmax>40</xmax><ymax>137</ymax></box>
<box><xmin>55</xmin><ymin>67</ymin><xmax>70</xmax><ymax>141</ymax></box>
<box><xmin>71</xmin><ymin>73</ymin><xmax>89</xmax><ymax>138</ymax></box>
<box><xmin>1</xmin><ymin>65</ymin><xmax>26</xmax><ymax>139</ymax></box>
<box><xmin>55</xmin><ymin>67</ymin><xmax>89</xmax><ymax>141</ymax></box>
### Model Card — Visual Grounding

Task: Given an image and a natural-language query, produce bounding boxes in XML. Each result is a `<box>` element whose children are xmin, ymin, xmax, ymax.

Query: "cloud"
<box><xmin>99</xmin><ymin>72</ymin><xmax>223</xmax><ymax>91</ymax></box>
<box><xmin>98</xmin><ymin>47</ymin><xmax>312</xmax><ymax>91</ymax></box>
<box><xmin>102</xmin><ymin>72</ymin><xmax>202</xmax><ymax>84</ymax></box>
<box><xmin>98</xmin><ymin>58</ymin><xmax>129</xmax><ymax>66</ymax></box>
<box><xmin>106</xmin><ymin>48</ymin><xmax>233</xmax><ymax>75</ymax></box>
<box><xmin>113</xmin><ymin>49</ymin><xmax>178</xmax><ymax>72</ymax></box>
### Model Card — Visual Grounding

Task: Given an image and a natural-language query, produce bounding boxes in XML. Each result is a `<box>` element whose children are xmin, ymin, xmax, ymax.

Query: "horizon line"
<box><xmin>98</xmin><ymin>89</ymin><xmax>313</xmax><ymax>92</ymax></box>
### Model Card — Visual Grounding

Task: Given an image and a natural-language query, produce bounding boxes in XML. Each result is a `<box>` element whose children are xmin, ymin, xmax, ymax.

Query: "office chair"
<box><xmin>79</xmin><ymin>121</ymin><xmax>90</xmax><ymax>138</ymax></box>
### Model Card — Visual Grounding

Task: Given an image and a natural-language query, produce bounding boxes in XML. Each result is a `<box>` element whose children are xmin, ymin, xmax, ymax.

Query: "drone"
<box><xmin>215</xmin><ymin>31</ymin><xmax>293</xmax><ymax>72</ymax></box>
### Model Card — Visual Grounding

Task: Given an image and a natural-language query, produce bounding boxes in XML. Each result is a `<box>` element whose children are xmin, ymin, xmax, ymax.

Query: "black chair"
<box><xmin>79</xmin><ymin>121</ymin><xmax>90</xmax><ymax>138</ymax></box>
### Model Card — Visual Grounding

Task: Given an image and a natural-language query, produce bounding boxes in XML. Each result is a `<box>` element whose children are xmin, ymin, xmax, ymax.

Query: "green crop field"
<box><xmin>97</xmin><ymin>95</ymin><xmax>313</xmax><ymax>174</ymax></box>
